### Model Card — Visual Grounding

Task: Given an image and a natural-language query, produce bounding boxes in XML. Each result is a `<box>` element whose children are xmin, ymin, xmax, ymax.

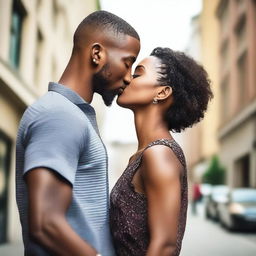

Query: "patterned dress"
<box><xmin>110</xmin><ymin>138</ymin><xmax>188</xmax><ymax>256</ymax></box>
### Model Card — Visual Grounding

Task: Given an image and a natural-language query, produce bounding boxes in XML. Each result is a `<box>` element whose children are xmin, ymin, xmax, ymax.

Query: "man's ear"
<box><xmin>91</xmin><ymin>43</ymin><xmax>106</xmax><ymax>66</ymax></box>
<box><xmin>156</xmin><ymin>86</ymin><xmax>173</xmax><ymax>101</ymax></box>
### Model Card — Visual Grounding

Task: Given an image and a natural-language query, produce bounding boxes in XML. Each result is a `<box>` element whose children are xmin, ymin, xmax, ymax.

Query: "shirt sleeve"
<box><xmin>23</xmin><ymin>109</ymin><xmax>86</xmax><ymax>185</ymax></box>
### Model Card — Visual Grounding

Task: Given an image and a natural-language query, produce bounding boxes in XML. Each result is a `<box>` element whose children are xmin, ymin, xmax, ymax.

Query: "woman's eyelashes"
<box><xmin>132</xmin><ymin>74</ymin><xmax>140</xmax><ymax>78</ymax></box>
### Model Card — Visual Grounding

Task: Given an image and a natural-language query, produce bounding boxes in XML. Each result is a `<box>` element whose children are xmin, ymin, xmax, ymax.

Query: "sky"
<box><xmin>99</xmin><ymin>0</ymin><xmax>202</xmax><ymax>143</ymax></box>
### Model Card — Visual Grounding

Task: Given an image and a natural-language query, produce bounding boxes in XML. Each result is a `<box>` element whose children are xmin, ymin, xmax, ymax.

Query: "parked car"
<box><xmin>205</xmin><ymin>185</ymin><xmax>229</xmax><ymax>220</ymax></box>
<box><xmin>218</xmin><ymin>188</ymin><xmax>256</xmax><ymax>231</ymax></box>
<box><xmin>200</xmin><ymin>183</ymin><xmax>212</xmax><ymax>197</ymax></box>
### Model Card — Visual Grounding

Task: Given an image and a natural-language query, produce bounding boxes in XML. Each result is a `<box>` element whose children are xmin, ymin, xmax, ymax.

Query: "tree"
<box><xmin>202</xmin><ymin>155</ymin><xmax>226</xmax><ymax>185</ymax></box>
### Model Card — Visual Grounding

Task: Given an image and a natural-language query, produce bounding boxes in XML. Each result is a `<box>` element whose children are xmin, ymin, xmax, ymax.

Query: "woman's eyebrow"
<box><xmin>135</xmin><ymin>65</ymin><xmax>145</xmax><ymax>72</ymax></box>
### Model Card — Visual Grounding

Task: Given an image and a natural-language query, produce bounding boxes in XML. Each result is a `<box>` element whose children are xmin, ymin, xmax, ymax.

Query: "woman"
<box><xmin>110</xmin><ymin>47</ymin><xmax>213</xmax><ymax>256</ymax></box>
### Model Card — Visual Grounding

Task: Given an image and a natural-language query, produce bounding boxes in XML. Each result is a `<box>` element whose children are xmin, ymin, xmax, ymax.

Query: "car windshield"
<box><xmin>212</xmin><ymin>186</ymin><xmax>229</xmax><ymax>202</ymax></box>
<box><xmin>232</xmin><ymin>190</ymin><xmax>256</xmax><ymax>203</ymax></box>
<box><xmin>212</xmin><ymin>186</ymin><xmax>229</xmax><ymax>195</ymax></box>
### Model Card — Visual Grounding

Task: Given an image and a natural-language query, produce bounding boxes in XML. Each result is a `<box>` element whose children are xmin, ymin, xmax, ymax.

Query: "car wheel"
<box><xmin>206</xmin><ymin>209</ymin><xmax>211</xmax><ymax>219</ymax></box>
<box><xmin>225</xmin><ymin>217</ymin><xmax>235</xmax><ymax>232</ymax></box>
<box><xmin>215</xmin><ymin>211</ymin><xmax>220</xmax><ymax>221</ymax></box>
<box><xmin>220</xmin><ymin>216</ymin><xmax>226</xmax><ymax>228</ymax></box>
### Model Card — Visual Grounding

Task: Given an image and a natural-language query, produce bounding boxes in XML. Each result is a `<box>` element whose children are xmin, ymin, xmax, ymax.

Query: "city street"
<box><xmin>181</xmin><ymin>204</ymin><xmax>256</xmax><ymax>256</ymax></box>
<box><xmin>1</xmin><ymin>203</ymin><xmax>256</xmax><ymax>256</ymax></box>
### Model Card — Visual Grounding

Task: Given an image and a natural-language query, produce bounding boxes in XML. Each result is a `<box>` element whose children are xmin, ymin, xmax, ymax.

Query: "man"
<box><xmin>16</xmin><ymin>11</ymin><xmax>140</xmax><ymax>256</ymax></box>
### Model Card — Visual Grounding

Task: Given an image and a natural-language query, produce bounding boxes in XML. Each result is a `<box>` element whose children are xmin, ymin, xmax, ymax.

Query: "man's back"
<box><xmin>16</xmin><ymin>83</ymin><xmax>115</xmax><ymax>255</ymax></box>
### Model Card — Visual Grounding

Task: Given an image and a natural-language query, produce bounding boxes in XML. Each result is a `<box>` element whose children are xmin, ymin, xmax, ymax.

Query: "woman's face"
<box><xmin>117</xmin><ymin>56</ymin><xmax>163</xmax><ymax>109</ymax></box>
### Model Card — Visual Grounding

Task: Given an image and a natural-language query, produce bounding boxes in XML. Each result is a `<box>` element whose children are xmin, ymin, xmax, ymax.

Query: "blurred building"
<box><xmin>0</xmin><ymin>0</ymin><xmax>99</xmax><ymax>254</ymax></box>
<box><xmin>182</xmin><ymin>0</ymin><xmax>221</xmax><ymax>183</ymax></box>
<box><xmin>183</xmin><ymin>0</ymin><xmax>256</xmax><ymax>190</ymax></box>
<box><xmin>181</xmin><ymin>14</ymin><xmax>203</xmax><ymax>183</ymax></box>
<box><xmin>217</xmin><ymin>0</ymin><xmax>256</xmax><ymax>188</ymax></box>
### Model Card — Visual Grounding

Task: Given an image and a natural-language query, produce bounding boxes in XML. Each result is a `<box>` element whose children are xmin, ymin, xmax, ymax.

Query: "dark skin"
<box><xmin>117</xmin><ymin>56</ymin><xmax>182</xmax><ymax>255</ymax></box>
<box><xmin>59</xmin><ymin>31</ymin><xmax>140</xmax><ymax>104</ymax></box>
<box><xmin>25</xmin><ymin>30</ymin><xmax>140</xmax><ymax>255</ymax></box>
<box><xmin>26</xmin><ymin>170</ymin><xmax>98</xmax><ymax>256</ymax></box>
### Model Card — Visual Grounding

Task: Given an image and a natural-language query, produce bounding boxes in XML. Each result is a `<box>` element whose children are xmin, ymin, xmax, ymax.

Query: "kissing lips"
<box><xmin>118</xmin><ymin>87</ymin><xmax>125</xmax><ymax>96</ymax></box>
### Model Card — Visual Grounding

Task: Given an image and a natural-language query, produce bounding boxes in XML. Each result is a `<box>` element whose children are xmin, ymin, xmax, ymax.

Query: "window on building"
<box><xmin>219</xmin><ymin>0</ymin><xmax>229</xmax><ymax>36</ymax></box>
<box><xmin>52</xmin><ymin>0</ymin><xmax>59</xmax><ymax>28</ymax></box>
<box><xmin>236</xmin><ymin>0</ymin><xmax>246</xmax><ymax>11</ymax></box>
<box><xmin>234</xmin><ymin>154</ymin><xmax>250</xmax><ymax>187</ymax></box>
<box><xmin>221</xmin><ymin>75</ymin><xmax>230</xmax><ymax>122</ymax></box>
<box><xmin>34</xmin><ymin>29</ymin><xmax>44</xmax><ymax>87</ymax></box>
<box><xmin>235</xmin><ymin>15</ymin><xmax>247</xmax><ymax>56</ymax></box>
<box><xmin>9</xmin><ymin>0</ymin><xmax>26</xmax><ymax>69</ymax></box>
<box><xmin>220</xmin><ymin>40</ymin><xmax>230</xmax><ymax>74</ymax></box>
<box><xmin>237</xmin><ymin>51</ymin><xmax>248</xmax><ymax>107</ymax></box>
<box><xmin>37</xmin><ymin>0</ymin><xmax>42</xmax><ymax>9</ymax></box>
<box><xmin>0</xmin><ymin>131</ymin><xmax>12</xmax><ymax>244</ymax></box>
<box><xmin>235</xmin><ymin>13</ymin><xmax>248</xmax><ymax>108</ymax></box>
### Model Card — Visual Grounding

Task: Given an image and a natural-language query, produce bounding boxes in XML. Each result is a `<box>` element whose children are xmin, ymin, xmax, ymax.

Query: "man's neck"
<box><xmin>58</xmin><ymin>57</ymin><xmax>94</xmax><ymax>103</ymax></box>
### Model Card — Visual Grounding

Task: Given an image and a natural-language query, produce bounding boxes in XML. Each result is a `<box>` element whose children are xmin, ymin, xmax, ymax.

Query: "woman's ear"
<box><xmin>91</xmin><ymin>43</ymin><xmax>106</xmax><ymax>67</ymax></box>
<box><xmin>156</xmin><ymin>86</ymin><xmax>173</xmax><ymax>101</ymax></box>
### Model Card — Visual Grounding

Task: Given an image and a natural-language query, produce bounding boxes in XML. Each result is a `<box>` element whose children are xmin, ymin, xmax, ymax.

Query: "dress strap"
<box><xmin>137</xmin><ymin>138</ymin><xmax>186</xmax><ymax>168</ymax></box>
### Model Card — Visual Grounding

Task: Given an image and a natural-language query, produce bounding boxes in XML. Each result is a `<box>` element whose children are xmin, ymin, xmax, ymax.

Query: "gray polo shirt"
<box><xmin>16</xmin><ymin>82</ymin><xmax>115</xmax><ymax>256</ymax></box>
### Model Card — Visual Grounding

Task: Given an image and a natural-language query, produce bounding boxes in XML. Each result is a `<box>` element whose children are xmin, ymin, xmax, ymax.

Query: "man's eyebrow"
<box><xmin>124</xmin><ymin>56</ymin><xmax>137</xmax><ymax>64</ymax></box>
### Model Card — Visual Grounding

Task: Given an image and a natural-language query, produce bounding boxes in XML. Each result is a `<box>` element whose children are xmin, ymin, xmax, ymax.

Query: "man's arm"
<box><xmin>25</xmin><ymin>168</ymin><xmax>97</xmax><ymax>256</ymax></box>
<box><xmin>25</xmin><ymin>168</ymin><xmax>98</xmax><ymax>256</ymax></box>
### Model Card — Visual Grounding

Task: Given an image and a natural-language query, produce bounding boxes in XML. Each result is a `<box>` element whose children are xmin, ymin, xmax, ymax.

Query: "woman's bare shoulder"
<box><xmin>141</xmin><ymin>145</ymin><xmax>183</xmax><ymax>182</ymax></box>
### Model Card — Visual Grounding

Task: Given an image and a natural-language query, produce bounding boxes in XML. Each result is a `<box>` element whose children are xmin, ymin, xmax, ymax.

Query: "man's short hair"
<box><xmin>73</xmin><ymin>10</ymin><xmax>140</xmax><ymax>49</ymax></box>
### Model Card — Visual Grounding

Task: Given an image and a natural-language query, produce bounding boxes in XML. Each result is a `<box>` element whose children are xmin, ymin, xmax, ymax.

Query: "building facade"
<box><xmin>181</xmin><ymin>0</ymin><xmax>221</xmax><ymax>183</ymax></box>
<box><xmin>217</xmin><ymin>0</ymin><xmax>256</xmax><ymax>188</ymax></box>
<box><xmin>183</xmin><ymin>0</ymin><xmax>256</xmax><ymax>190</ymax></box>
<box><xmin>0</xmin><ymin>0</ymin><xmax>99</xmax><ymax>253</ymax></box>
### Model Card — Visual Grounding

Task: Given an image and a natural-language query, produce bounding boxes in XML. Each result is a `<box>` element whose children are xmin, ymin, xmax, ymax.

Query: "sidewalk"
<box><xmin>180</xmin><ymin>204</ymin><xmax>256</xmax><ymax>256</ymax></box>
<box><xmin>0</xmin><ymin>242</ymin><xmax>23</xmax><ymax>256</ymax></box>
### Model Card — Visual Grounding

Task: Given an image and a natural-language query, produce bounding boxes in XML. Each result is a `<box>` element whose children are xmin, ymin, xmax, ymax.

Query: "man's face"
<box><xmin>93</xmin><ymin>35</ymin><xmax>140</xmax><ymax>106</ymax></box>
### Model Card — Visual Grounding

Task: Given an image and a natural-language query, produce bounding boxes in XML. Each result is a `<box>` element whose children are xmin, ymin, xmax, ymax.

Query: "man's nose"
<box><xmin>123</xmin><ymin>72</ymin><xmax>132</xmax><ymax>85</ymax></box>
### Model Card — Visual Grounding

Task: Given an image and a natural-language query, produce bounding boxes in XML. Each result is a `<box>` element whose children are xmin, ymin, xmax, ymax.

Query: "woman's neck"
<box><xmin>133</xmin><ymin>107</ymin><xmax>173</xmax><ymax>151</ymax></box>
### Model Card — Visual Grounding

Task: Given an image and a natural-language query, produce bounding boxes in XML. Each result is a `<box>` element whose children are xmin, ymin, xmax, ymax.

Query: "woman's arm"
<box><xmin>141</xmin><ymin>145</ymin><xmax>182</xmax><ymax>256</ymax></box>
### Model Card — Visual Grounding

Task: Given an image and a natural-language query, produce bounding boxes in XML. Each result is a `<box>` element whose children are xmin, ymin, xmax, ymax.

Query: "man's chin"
<box><xmin>101</xmin><ymin>94</ymin><xmax>116</xmax><ymax>107</ymax></box>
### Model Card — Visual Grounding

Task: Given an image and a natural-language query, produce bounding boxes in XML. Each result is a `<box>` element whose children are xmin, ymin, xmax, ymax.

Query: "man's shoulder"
<box><xmin>20</xmin><ymin>91</ymin><xmax>88</xmax><ymax>129</ymax></box>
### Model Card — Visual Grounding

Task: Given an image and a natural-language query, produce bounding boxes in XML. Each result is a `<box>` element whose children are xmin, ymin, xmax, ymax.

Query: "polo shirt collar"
<box><xmin>48</xmin><ymin>82</ymin><xmax>91</xmax><ymax>105</ymax></box>
<box><xmin>48</xmin><ymin>82</ymin><xmax>99</xmax><ymax>134</ymax></box>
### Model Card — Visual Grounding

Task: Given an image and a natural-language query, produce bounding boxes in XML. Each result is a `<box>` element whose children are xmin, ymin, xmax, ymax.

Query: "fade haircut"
<box><xmin>73</xmin><ymin>10</ymin><xmax>140</xmax><ymax>50</ymax></box>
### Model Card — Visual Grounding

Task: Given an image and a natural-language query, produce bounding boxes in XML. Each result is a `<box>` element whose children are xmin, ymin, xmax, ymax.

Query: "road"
<box><xmin>181</xmin><ymin>204</ymin><xmax>256</xmax><ymax>256</ymax></box>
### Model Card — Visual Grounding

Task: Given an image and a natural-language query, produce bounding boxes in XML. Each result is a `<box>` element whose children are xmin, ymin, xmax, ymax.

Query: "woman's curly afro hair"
<box><xmin>151</xmin><ymin>47</ymin><xmax>213</xmax><ymax>132</ymax></box>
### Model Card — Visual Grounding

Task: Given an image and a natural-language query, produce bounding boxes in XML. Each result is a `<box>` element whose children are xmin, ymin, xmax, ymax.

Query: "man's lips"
<box><xmin>117</xmin><ymin>86</ymin><xmax>125</xmax><ymax>96</ymax></box>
